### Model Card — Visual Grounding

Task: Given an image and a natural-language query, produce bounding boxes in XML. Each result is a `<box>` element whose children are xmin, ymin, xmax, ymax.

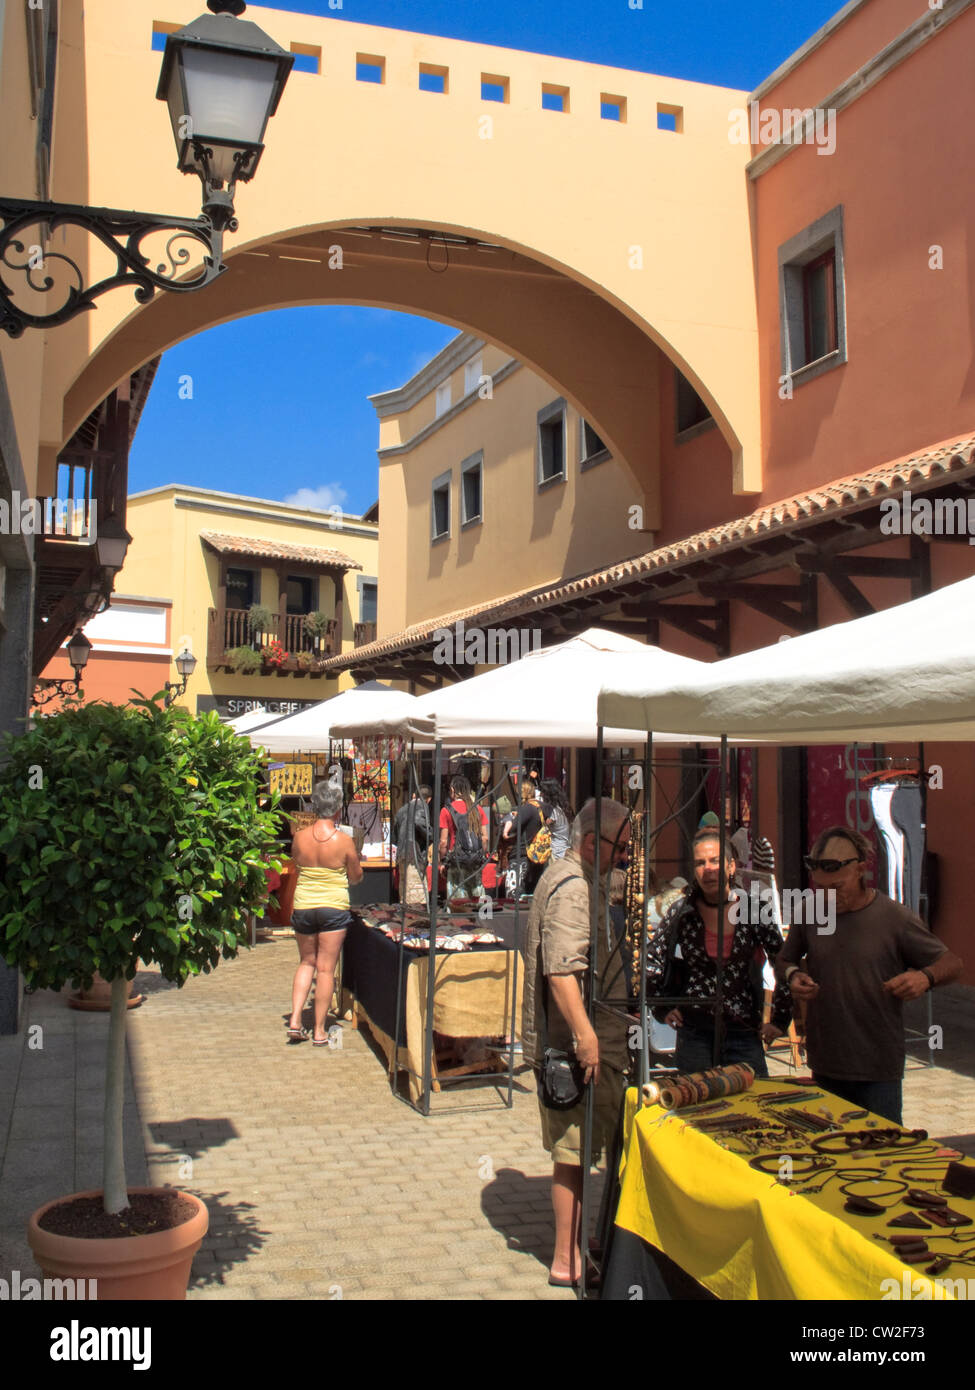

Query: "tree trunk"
<box><xmin>103</xmin><ymin>976</ymin><xmax>129</xmax><ymax>1214</ymax></box>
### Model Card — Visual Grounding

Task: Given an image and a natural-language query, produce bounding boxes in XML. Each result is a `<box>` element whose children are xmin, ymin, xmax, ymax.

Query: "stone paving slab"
<box><xmin>2</xmin><ymin>938</ymin><xmax>974</xmax><ymax>1300</ymax></box>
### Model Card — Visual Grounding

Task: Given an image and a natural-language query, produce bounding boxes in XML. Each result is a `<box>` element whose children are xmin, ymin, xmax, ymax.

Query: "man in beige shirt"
<box><xmin>522</xmin><ymin>797</ymin><xmax>632</xmax><ymax>1287</ymax></box>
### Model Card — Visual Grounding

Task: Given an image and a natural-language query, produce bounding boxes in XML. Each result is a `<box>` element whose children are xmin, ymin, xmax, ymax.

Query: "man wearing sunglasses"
<box><xmin>775</xmin><ymin>825</ymin><xmax>963</xmax><ymax>1124</ymax></box>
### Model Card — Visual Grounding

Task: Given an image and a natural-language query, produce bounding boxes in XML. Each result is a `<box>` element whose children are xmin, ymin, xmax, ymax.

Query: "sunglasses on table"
<box><xmin>804</xmin><ymin>855</ymin><xmax>858</xmax><ymax>873</ymax></box>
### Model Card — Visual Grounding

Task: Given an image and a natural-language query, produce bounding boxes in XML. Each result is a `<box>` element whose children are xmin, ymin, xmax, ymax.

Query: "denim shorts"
<box><xmin>291</xmin><ymin>907</ymin><xmax>352</xmax><ymax>936</ymax></box>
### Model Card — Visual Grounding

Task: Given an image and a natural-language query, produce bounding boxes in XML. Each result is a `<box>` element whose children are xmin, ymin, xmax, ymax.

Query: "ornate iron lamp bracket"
<box><xmin>32</xmin><ymin>677</ymin><xmax>84</xmax><ymax>707</ymax></box>
<box><xmin>0</xmin><ymin>198</ymin><xmax>231</xmax><ymax>337</ymax></box>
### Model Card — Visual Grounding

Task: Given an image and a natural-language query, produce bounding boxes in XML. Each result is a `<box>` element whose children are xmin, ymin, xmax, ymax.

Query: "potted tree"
<box><xmin>0</xmin><ymin>697</ymin><xmax>282</xmax><ymax>1299</ymax></box>
<box><xmin>247</xmin><ymin>603</ymin><xmax>276</xmax><ymax>653</ymax></box>
<box><xmin>302</xmin><ymin>610</ymin><xmax>333</xmax><ymax>656</ymax></box>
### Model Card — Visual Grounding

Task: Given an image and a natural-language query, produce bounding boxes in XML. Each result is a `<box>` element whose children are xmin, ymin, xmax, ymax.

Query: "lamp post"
<box><xmin>165</xmin><ymin>648</ymin><xmax>198</xmax><ymax>708</ymax></box>
<box><xmin>0</xmin><ymin>2</ymin><xmax>293</xmax><ymax>337</ymax></box>
<box><xmin>32</xmin><ymin>629</ymin><xmax>92</xmax><ymax>707</ymax></box>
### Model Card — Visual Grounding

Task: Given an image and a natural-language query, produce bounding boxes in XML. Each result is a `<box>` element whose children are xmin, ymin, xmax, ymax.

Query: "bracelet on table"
<box><xmin>748</xmin><ymin>1152</ymin><xmax>835</xmax><ymax>1181</ymax></box>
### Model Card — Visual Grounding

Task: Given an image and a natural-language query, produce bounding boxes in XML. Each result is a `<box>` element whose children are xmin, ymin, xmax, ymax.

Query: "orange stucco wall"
<box><xmin>754</xmin><ymin>4</ymin><xmax>975</xmax><ymax>501</ymax></box>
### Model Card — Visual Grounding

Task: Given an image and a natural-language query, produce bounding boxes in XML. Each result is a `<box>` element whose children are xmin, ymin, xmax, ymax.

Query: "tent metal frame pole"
<box><xmin>580</xmin><ymin>725</ymin><xmax>604</xmax><ymax>1300</ymax></box>
<box><xmin>391</xmin><ymin>741</ymin><xmax>418</xmax><ymax>1095</ymax></box>
<box><xmin>505</xmin><ymin>742</ymin><xmax>525</xmax><ymax>1109</ymax></box>
<box><xmin>639</xmin><ymin>734</ymin><xmax>653</xmax><ymax>1089</ymax></box>
<box><xmin>422</xmin><ymin>740</ymin><xmax>444</xmax><ymax>1116</ymax></box>
<box><xmin>714</xmin><ymin>735</ymin><xmax>729</xmax><ymax>1068</ymax></box>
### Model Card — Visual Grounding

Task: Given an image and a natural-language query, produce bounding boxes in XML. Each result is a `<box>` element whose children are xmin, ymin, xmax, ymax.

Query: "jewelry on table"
<box><xmin>838</xmin><ymin>1176</ymin><xmax>909</xmax><ymax>1215</ymax></box>
<box><xmin>748</xmin><ymin>1152</ymin><xmax>836</xmax><ymax>1182</ymax></box>
<box><xmin>810</xmin><ymin>1128</ymin><xmax>930</xmax><ymax>1155</ymax></box>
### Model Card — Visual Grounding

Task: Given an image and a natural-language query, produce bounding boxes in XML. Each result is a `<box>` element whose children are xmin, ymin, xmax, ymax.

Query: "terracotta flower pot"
<box><xmin>68</xmin><ymin>972</ymin><xmax>143</xmax><ymax>1012</ymax></box>
<box><xmin>28</xmin><ymin>1189</ymin><xmax>209</xmax><ymax>1300</ymax></box>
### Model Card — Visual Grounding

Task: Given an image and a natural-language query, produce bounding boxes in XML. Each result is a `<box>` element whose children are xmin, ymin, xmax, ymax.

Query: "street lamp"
<box><xmin>94</xmin><ymin>516</ymin><xmax>132</xmax><ymax>576</ymax></box>
<box><xmin>32</xmin><ymin>629</ymin><xmax>92</xmax><ymax>707</ymax></box>
<box><xmin>165</xmin><ymin>647</ymin><xmax>198</xmax><ymax>707</ymax></box>
<box><xmin>0</xmin><ymin>2</ymin><xmax>294</xmax><ymax>337</ymax></box>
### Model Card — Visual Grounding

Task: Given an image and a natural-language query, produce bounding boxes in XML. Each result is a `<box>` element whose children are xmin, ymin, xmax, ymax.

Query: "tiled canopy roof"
<box><xmin>200</xmin><ymin>531</ymin><xmax>361</xmax><ymax>571</ymax></box>
<box><xmin>322</xmin><ymin>433</ymin><xmax>975</xmax><ymax>671</ymax></box>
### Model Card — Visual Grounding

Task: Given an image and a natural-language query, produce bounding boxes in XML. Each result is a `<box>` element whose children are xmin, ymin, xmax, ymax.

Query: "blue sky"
<box><xmin>129</xmin><ymin>0</ymin><xmax>843</xmax><ymax>515</ymax></box>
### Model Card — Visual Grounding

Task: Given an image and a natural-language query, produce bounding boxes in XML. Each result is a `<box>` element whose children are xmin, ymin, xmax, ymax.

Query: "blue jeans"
<box><xmin>812</xmin><ymin>1075</ymin><xmax>902</xmax><ymax>1125</ymax></box>
<box><xmin>675</xmin><ymin>1024</ymin><xmax>769</xmax><ymax>1079</ymax></box>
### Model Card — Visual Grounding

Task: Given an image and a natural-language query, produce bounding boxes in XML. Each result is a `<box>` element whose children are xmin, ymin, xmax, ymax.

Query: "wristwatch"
<box><xmin>784</xmin><ymin>964</ymin><xmax>801</xmax><ymax>983</ymax></box>
<box><xmin>920</xmin><ymin>967</ymin><xmax>935</xmax><ymax>990</ymax></box>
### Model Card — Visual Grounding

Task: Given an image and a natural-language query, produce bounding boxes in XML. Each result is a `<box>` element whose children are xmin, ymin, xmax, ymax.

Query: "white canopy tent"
<box><xmin>226</xmin><ymin>707</ymin><xmax>281</xmax><ymax>734</ymax></box>
<box><xmin>243</xmin><ymin>681</ymin><xmax>435</xmax><ymax>753</ymax></box>
<box><xmin>330</xmin><ymin>629</ymin><xmax>710</xmax><ymax>746</ymax></box>
<box><xmin>597</xmin><ymin>575</ymin><xmax>975</xmax><ymax>743</ymax></box>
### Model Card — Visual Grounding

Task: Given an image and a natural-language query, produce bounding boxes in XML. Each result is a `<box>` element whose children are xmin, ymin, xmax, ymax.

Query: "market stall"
<box><xmin>605</xmin><ymin>1078</ymin><xmax>975</xmax><ymax>1300</ymax></box>
<box><xmin>243</xmin><ymin>683</ymin><xmax>436</xmax><ymax>907</ymax></box>
<box><xmin>341</xmin><ymin>906</ymin><xmax>524</xmax><ymax>1103</ymax></box>
<box><xmin>330</xmin><ymin>628</ymin><xmax>711</xmax><ymax>1114</ymax></box>
<box><xmin>593</xmin><ymin>577</ymin><xmax>975</xmax><ymax>1301</ymax></box>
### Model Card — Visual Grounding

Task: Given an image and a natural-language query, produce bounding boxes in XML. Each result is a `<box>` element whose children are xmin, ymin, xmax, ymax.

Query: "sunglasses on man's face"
<box><xmin>804</xmin><ymin>855</ymin><xmax>858</xmax><ymax>874</ymax></box>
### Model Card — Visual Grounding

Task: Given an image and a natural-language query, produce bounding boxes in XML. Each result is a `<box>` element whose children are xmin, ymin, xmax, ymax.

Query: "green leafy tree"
<box><xmin>0</xmin><ymin>697</ymin><xmax>282</xmax><ymax>1213</ymax></box>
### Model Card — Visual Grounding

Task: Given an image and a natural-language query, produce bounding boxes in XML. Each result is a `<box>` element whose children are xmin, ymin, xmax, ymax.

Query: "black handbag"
<box><xmin>540</xmin><ymin>1046</ymin><xmax>586</xmax><ymax>1110</ymax></box>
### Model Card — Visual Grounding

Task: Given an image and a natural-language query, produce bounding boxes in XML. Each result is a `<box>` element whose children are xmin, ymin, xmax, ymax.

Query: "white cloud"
<box><xmin>284</xmin><ymin>484</ymin><xmax>348</xmax><ymax>512</ymax></box>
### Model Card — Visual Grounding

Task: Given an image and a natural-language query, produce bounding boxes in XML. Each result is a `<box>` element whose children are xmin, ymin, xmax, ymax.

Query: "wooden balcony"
<box><xmin>207</xmin><ymin>608</ymin><xmax>341</xmax><ymax>672</ymax></box>
<box><xmin>354</xmin><ymin>621</ymin><xmax>377</xmax><ymax>648</ymax></box>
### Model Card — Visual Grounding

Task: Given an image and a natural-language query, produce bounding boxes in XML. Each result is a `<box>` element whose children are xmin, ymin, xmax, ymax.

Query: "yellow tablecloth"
<box><xmin>616</xmin><ymin>1080</ymin><xmax>975</xmax><ymax>1300</ymax></box>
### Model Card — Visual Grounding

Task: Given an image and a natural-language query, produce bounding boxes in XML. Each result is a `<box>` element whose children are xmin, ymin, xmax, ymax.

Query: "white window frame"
<box><xmin>536</xmin><ymin>398</ymin><xmax>567</xmax><ymax>488</ymax></box>
<box><xmin>431</xmin><ymin>469</ymin><xmax>451</xmax><ymax>543</ymax></box>
<box><xmin>778</xmin><ymin>205</ymin><xmax>847</xmax><ymax>389</ymax></box>
<box><xmin>464</xmin><ymin>355</ymin><xmax>483</xmax><ymax>397</ymax></box>
<box><xmin>435</xmin><ymin>381</ymin><xmax>452</xmax><ymax>419</ymax></box>
<box><xmin>460</xmin><ymin>451</ymin><xmax>483</xmax><ymax>527</ymax></box>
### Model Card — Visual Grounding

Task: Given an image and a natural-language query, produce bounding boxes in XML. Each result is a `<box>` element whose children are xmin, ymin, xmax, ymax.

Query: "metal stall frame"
<box><xmin>578</xmin><ymin>729</ymin><xmax>736</xmax><ymax>1299</ymax></box>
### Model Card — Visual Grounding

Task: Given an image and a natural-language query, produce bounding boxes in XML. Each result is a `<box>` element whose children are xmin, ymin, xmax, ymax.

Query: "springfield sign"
<box><xmin>199</xmin><ymin>696</ymin><xmax>322</xmax><ymax>719</ymax></box>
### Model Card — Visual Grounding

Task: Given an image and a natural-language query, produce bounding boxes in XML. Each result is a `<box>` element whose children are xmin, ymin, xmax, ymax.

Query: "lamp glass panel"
<box><xmin>181</xmin><ymin>47</ymin><xmax>277</xmax><ymax>146</ymax></box>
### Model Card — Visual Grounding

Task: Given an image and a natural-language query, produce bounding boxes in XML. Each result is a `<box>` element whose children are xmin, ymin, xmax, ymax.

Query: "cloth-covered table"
<box><xmin>340</xmin><ymin>909</ymin><xmax>524</xmax><ymax>1102</ymax></box>
<box><xmin>611</xmin><ymin>1080</ymin><xmax>975</xmax><ymax>1300</ymax></box>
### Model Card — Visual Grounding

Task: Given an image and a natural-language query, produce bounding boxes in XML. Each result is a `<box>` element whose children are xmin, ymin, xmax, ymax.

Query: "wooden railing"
<box><xmin>354</xmin><ymin>621</ymin><xmax>377</xmax><ymax>647</ymax></box>
<box><xmin>207</xmin><ymin>608</ymin><xmax>341</xmax><ymax>668</ymax></box>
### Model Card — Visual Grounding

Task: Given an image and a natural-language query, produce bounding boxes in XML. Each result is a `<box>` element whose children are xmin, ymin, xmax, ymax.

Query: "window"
<box><xmin>464</xmin><ymin>356</ymin><xmax>483</xmax><ymax>397</ymax></box>
<box><xmin>803</xmin><ymin>250</ymin><xmax>838</xmax><ymax>364</ymax></box>
<box><xmin>360</xmin><ymin>581</ymin><xmax>378</xmax><ymax>624</ymax></box>
<box><xmin>226</xmin><ymin>568</ymin><xmax>256</xmax><ymax>610</ymax></box>
<box><xmin>356</xmin><ymin>54</ymin><xmax>385</xmax><ymax>84</ymax></box>
<box><xmin>481</xmin><ymin>73</ymin><xmax>509</xmax><ymax>103</ymax></box>
<box><xmin>537</xmin><ymin>400</ymin><xmax>567</xmax><ymax>486</ymax></box>
<box><xmin>779</xmin><ymin>206</ymin><xmax>847</xmax><ymax>386</ymax></box>
<box><xmin>461</xmin><ymin>452</ymin><xmax>483</xmax><ymax>526</ymax></box>
<box><xmin>601</xmin><ymin>94</ymin><xmax>627</xmax><ymax>123</ymax></box>
<box><xmin>675</xmin><ymin>370</ymin><xmax>714</xmax><ymax>437</ymax></box>
<box><xmin>580</xmin><ymin>419</ymin><xmax>609</xmax><ymax>467</ymax></box>
<box><xmin>657</xmin><ymin>104</ymin><xmax>684</xmax><ymax>132</ymax></box>
<box><xmin>435</xmin><ymin>381</ymin><xmax>452</xmax><ymax>419</ymax></box>
<box><xmin>542</xmin><ymin>84</ymin><xmax>569</xmax><ymax>113</ymax></box>
<box><xmin>286</xmin><ymin>576</ymin><xmax>315</xmax><ymax>615</ymax></box>
<box><xmin>290</xmin><ymin>45</ymin><xmax>322</xmax><ymax>76</ymax></box>
<box><xmin>419</xmin><ymin>64</ymin><xmax>448</xmax><ymax>94</ymax></box>
<box><xmin>431</xmin><ymin>471</ymin><xmax>451</xmax><ymax>542</ymax></box>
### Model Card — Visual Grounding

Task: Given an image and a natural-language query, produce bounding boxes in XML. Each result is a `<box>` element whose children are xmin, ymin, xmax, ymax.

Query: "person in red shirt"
<box><xmin>438</xmin><ymin>775</ymin><xmax>489</xmax><ymax>901</ymax></box>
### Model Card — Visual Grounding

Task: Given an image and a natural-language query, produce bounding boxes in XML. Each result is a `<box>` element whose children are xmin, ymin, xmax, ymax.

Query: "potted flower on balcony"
<box><xmin>247</xmin><ymin>603</ymin><xmax>276</xmax><ymax>651</ymax></box>
<box><xmin>264</xmin><ymin>639</ymin><xmax>289</xmax><ymax>674</ymax></box>
<box><xmin>0</xmin><ymin>697</ymin><xmax>282</xmax><ymax>1299</ymax></box>
<box><xmin>295</xmin><ymin>650</ymin><xmax>316</xmax><ymax>676</ymax></box>
<box><xmin>302</xmin><ymin>610</ymin><xmax>333</xmax><ymax>655</ymax></box>
<box><xmin>225</xmin><ymin>645</ymin><xmax>264</xmax><ymax>675</ymax></box>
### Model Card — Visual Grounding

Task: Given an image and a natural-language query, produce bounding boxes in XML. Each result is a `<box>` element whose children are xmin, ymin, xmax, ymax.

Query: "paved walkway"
<box><xmin>1</xmin><ymin>935</ymin><xmax>973</xmax><ymax>1299</ymax></box>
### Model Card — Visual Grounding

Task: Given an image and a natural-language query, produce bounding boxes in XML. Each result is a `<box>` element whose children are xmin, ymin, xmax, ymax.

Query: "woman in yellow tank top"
<box><xmin>287</xmin><ymin>782</ymin><xmax>363</xmax><ymax>1045</ymax></box>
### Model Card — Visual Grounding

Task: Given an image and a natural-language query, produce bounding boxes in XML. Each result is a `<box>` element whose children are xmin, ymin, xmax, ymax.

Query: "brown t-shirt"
<box><xmin>776</xmin><ymin>892</ymin><xmax>946</xmax><ymax>1081</ymax></box>
<box><xmin>521</xmin><ymin>850</ymin><xmax>630</xmax><ymax>1073</ymax></box>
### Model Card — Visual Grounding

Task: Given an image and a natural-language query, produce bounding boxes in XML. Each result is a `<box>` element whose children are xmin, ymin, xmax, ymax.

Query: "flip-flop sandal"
<box><xmin>312</xmin><ymin>1037</ymin><xmax>330</xmax><ymax>1047</ymax></box>
<box><xmin>286</xmin><ymin>1027</ymin><xmax>308</xmax><ymax>1042</ymax></box>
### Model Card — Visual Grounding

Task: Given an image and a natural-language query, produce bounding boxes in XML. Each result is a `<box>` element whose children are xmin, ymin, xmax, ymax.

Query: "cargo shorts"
<box><xmin>537</xmin><ymin>1063</ymin><xmax>627</xmax><ymax>1165</ymax></box>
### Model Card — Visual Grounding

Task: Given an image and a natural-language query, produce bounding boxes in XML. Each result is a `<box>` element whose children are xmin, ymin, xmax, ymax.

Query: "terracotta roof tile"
<box><xmin>323</xmin><ymin>434</ymin><xmax>975</xmax><ymax>670</ymax></box>
<box><xmin>200</xmin><ymin>530</ymin><xmax>361</xmax><ymax>571</ymax></box>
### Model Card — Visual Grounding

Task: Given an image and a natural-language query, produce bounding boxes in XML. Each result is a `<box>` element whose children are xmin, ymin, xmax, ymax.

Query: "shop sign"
<box><xmin>197</xmin><ymin>695</ymin><xmax>322</xmax><ymax>719</ymax></box>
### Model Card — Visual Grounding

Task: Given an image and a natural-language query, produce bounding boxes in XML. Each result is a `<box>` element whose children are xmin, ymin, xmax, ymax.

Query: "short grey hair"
<box><xmin>571</xmin><ymin>797</ymin><xmax>630</xmax><ymax>849</ymax></box>
<box><xmin>311</xmin><ymin>781</ymin><xmax>343</xmax><ymax>820</ymax></box>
